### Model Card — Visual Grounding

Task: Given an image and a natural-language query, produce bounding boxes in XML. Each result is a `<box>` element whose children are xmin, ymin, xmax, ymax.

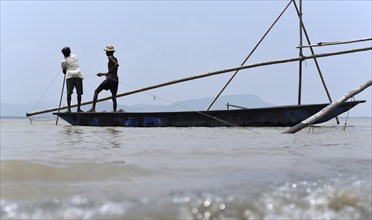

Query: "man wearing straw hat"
<box><xmin>61</xmin><ymin>47</ymin><xmax>84</xmax><ymax>112</ymax></box>
<box><xmin>88</xmin><ymin>45</ymin><xmax>119</xmax><ymax>112</ymax></box>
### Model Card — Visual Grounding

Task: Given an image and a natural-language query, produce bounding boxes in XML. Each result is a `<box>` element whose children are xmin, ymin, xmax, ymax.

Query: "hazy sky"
<box><xmin>1</xmin><ymin>1</ymin><xmax>371</xmax><ymax>116</ymax></box>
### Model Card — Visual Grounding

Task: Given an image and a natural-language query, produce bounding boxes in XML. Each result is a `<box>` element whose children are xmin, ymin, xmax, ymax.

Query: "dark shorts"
<box><xmin>97</xmin><ymin>78</ymin><xmax>118</xmax><ymax>95</ymax></box>
<box><xmin>66</xmin><ymin>77</ymin><xmax>83</xmax><ymax>95</ymax></box>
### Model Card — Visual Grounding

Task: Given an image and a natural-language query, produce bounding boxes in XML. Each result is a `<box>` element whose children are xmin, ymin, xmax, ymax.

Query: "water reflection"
<box><xmin>62</xmin><ymin>126</ymin><xmax>122</xmax><ymax>149</ymax></box>
<box><xmin>62</xmin><ymin>126</ymin><xmax>85</xmax><ymax>145</ymax></box>
<box><xmin>103</xmin><ymin>127</ymin><xmax>121</xmax><ymax>149</ymax></box>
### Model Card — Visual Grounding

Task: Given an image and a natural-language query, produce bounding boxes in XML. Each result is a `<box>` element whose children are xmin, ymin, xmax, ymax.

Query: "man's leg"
<box><xmin>88</xmin><ymin>87</ymin><xmax>103</xmax><ymax>112</ymax></box>
<box><xmin>66</xmin><ymin>79</ymin><xmax>73</xmax><ymax>112</ymax></box>
<box><xmin>112</xmin><ymin>94</ymin><xmax>117</xmax><ymax>112</ymax></box>
<box><xmin>111</xmin><ymin>84</ymin><xmax>118</xmax><ymax>112</ymax></box>
<box><xmin>66</xmin><ymin>94</ymin><xmax>72</xmax><ymax>112</ymax></box>
<box><xmin>77</xmin><ymin>94</ymin><xmax>83</xmax><ymax>112</ymax></box>
<box><xmin>76</xmin><ymin>78</ymin><xmax>84</xmax><ymax>112</ymax></box>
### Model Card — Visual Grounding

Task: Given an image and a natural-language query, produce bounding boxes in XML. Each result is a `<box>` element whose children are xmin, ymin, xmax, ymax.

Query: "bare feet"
<box><xmin>87</xmin><ymin>108</ymin><xmax>95</xmax><ymax>113</ymax></box>
<box><xmin>65</xmin><ymin>109</ymin><xmax>71</xmax><ymax>113</ymax></box>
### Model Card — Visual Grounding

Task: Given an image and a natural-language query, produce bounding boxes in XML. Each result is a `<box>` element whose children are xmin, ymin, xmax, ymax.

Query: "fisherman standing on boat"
<box><xmin>88</xmin><ymin>45</ymin><xmax>119</xmax><ymax>112</ymax></box>
<box><xmin>61</xmin><ymin>47</ymin><xmax>84</xmax><ymax>112</ymax></box>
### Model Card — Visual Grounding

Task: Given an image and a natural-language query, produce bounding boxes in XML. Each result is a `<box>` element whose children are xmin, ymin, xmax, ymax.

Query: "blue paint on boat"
<box><xmin>53</xmin><ymin>101</ymin><xmax>365</xmax><ymax>127</ymax></box>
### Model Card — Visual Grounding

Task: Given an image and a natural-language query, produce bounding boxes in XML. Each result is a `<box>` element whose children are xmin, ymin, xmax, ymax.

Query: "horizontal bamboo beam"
<box><xmin>298</xmin><ymin>37</ymin><xmax>372</xmax><ymax>48</ymax></box>
<box><xmin>26</xmin><ymin>46</ymin><xmax>372</xmax><ymax>117</ymax></box>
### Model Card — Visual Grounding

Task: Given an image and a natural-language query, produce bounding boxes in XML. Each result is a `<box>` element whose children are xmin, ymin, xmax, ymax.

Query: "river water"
<box><xmin>1</xmin><ymin>117</ymin><xmax>371</xmax><ymax>219</ymax></box>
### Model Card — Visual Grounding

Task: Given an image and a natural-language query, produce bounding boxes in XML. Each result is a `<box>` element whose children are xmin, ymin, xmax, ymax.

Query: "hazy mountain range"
<box><xmin>1</xmin><ymin>94</ymin><xmax>272</xmax><ymax>117</ymax></box>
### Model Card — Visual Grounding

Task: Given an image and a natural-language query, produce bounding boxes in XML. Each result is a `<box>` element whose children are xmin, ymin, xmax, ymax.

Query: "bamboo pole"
<box><xmin>292</xmin><ymin>0</ymin><xmax>339</xmax><ymax>124</ymax></box>
<box><xmin>298</xmin><ymin>37</ymin><xmax>372</xmax><ymax>48</ymax></box>
<box><xmin>26</xmin><ymin>46</ymin><xmax>372</xmax><ymax>117</ymax></box>
<box><xmin>206</xmin><ymin>0</ymin><xmax>293</xmax><ymax>111</ymax></box>
<box><xmin>297</xmin><ymin>0</ymin><xmax>303</xmax><ymax>105</ymax></box>
<box><xmin>55</xmin><ymin>74</ymin><xmax>66</xmax><ymax>125</ymax></box>
<box><xmin>283</xmin><ymin>79</ymin><xmax>372</xmax><ymax>134</ymax></box>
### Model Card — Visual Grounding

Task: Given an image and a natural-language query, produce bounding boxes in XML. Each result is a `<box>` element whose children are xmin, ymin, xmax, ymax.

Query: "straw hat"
<box><xmin>104</xmin><ymin>45</ymin><xmax>115</xmax><ymax>52</ymax></box>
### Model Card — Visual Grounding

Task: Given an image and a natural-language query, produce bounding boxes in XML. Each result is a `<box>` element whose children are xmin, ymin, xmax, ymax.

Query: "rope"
<box><xmin>30</xmin><ymin>70</ymin><xmax>61</xmax><ymax>113</ymax></box>
<box><xmin>342</xmin><ymin>96</ymin><xmax>355</xmax><ymax>131</ymax></box>
<box><xmin>83</xmin><ymin>74</ymin><xmax>98</xmax><ymax>78</ymax></box>
<box><xmin>83</xmin><ymin>77</ymin><xmax>99</xmax><ymax>90</ymax></box>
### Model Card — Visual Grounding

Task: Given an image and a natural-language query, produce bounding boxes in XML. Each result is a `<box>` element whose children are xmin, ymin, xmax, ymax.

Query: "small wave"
<box><xmin>1</xmin><ymin>178</ymin><xmax>371</xmax><ymax>220</ymax></box>
<box><xmin>1</xmin><ymin>160</ymin><xmax>154</xmax><ymax>184</ymax></box>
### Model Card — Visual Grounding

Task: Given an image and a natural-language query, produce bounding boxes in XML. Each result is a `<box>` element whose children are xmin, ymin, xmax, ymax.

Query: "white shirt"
<box><xmin>61</xmin><ymin>54</ymin><xmax>83</xmax><ymax>79</ymax></box>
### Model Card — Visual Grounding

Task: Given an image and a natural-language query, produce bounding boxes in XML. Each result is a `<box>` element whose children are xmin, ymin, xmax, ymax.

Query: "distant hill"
<box><xmin>126</xmin><ymin>94</ymin><xmax>272</xmax><ymax>112</ymax></box>
<box><xmin>1</xmin><ymin>94</ymin><xmax>272</xmax><ymax>117</ymax></box>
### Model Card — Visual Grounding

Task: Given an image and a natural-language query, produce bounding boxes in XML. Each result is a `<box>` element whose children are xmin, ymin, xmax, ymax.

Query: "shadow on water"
<box><xmin>62</xmin><ymin>125</ymin><xmax>122</xmax><ymax>149</ymax></box>
<box><xmin>102</xmin><ymin>127</ymin><xmax>121</xmax><ymax>149</ymax></box>
<box><xmin>62</xmin><ymin>126</ymin><xmax>85</xmax><ymax>146</ymax></box>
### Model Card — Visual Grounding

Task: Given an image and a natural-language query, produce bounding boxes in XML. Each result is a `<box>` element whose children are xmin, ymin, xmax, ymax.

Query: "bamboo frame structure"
<box><xmin>292</xmin><ymin>0</ymin><xmax>339</xmax><ymax>124</ymax></box>
<box><xmin>206</xmin><ymin>0</ymin><xmax>293</xmax><ymax>111</ymax></box>
<box><xmin>207</xmin><ymin>0</ymin><xmax>356</xmax><ymax>115</ymax></box>
<box><xmin>26</xmin><ymin>46</ymin><xmax>372</xmax><ymax>117</ymax></box>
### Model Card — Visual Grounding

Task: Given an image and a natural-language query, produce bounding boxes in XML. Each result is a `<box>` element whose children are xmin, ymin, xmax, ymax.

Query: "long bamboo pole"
<box><xmin>298</xmin><ymin>37</ymin><xmax>372</xmax><ymax>48</ymax></box>
<box><xmin>26</xmin><ymin>46</ymin><xmax>372</xmax><ymax>117</ymax></box>
<box><xmin>283</xmin><ymin>79</ymin><xmax>372</xmax><ymax>134</ymax></box>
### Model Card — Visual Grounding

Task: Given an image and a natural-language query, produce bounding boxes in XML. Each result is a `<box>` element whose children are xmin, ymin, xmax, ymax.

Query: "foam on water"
<box><xmin>1</xmin><ymin>178</ymin><xmax>371</xmax><ymax>219</ymax></box>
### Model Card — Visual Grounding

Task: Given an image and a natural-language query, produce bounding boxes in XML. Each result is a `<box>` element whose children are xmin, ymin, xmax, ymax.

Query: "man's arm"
<box><xmin>61</xmin><ymin>62</ymin><xmax>67</xmax><ymax>74</ymax></box>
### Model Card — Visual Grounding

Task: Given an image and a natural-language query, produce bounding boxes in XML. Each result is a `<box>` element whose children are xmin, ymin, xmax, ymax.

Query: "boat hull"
<box><xmin>53</xmin><ymin>101</ymin><xmax>365</xmax><ymax>127</ymax></box>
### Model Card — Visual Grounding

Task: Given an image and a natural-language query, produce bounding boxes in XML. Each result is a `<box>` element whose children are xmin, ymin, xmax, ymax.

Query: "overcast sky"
<box><xmin>1</xmin><ymin>1</ymin><xmax>371</xmax><ymax>116</ymax></box>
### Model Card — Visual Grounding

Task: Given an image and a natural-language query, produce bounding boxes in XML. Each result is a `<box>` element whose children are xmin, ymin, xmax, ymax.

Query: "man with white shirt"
<box><xmin>61</xmin><ymin>47</ymin><xmax>84</xmax><ymax>112</ymax></box>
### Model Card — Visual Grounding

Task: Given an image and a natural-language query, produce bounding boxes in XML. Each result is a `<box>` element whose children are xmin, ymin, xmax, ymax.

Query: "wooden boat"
<box><xmin>53</xmin><ymin>101</ymin><xmax>364</xmax><ymax>127</ymax></box>
<box><xmin>27</xmin><ymin>1</ymin><xmax>371</xmax><ymax>127</ymax></box>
